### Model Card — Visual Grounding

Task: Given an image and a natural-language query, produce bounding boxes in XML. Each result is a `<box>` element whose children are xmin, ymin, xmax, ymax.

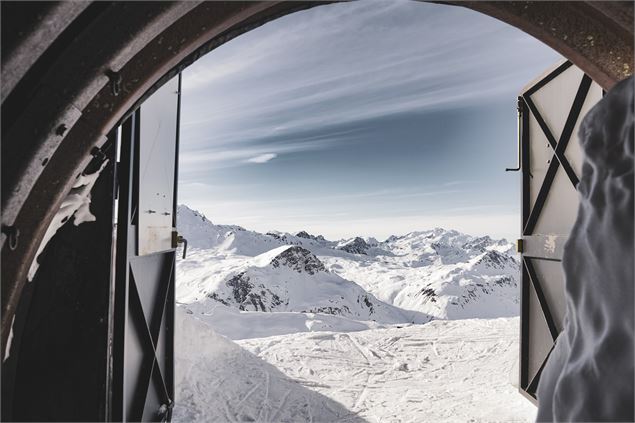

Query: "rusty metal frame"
<box><xmin>1</xmin><ymin>0</ymin><xmax>633</xmax><ymax>361</ymax></box>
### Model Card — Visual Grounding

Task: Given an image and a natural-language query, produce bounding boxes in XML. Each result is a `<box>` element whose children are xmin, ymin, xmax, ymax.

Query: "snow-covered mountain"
<box><xmin>176</xmin><ymin>205</ymin><xmax>284</xmax><ymax>255</ymax></box>
<box><xmin>202</xmin><ymin>244</ymin><xmax>428</xmax><ymax>324</ymax></box>
<box><xmin>326</xmin><ymin>230</ymin><xmax>520</xmax><ymax>319</ymax></box>
<box><xmin>173</xmin><ymin>205</ymin><xmax>528</xmax><ymax>421</ymax></box>
<box><xmin>176</xmin><ymin>205</ymin><xmax>520</xmax><ymax>321</ymax></box>
<box><xmin>337</xmin><ymin>237</ymin><xmax>371</xmax><ymax>254</ymax></box>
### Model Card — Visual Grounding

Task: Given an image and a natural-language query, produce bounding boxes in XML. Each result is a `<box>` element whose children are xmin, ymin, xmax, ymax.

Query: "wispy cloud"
<box><xmin>179</xmin><ymin>136</ymin><xmax>339</xmax><ymax>170</ymax></box>
<box><xmin>246</xmin><ymin>153</ymin><xmax>277</xmax><ymax>164</ymax></box>
<box><xmin>184</xmin><ymin>1</ymin><xmax>557</xmax><ymax>149</ymax></box>
<box><xmin>179</xmin><ymin>0</ymin><xmax>560</xmax><ymax>167</ymax></box>
<box><xmin>443</xmin><ymin>180</ymin><xmax>475</xmax><ymax>187</ymax></box>
<box><xmin>177</xmin><ymin>0</ymin><xmax>559</xmax><ymax>240</ymax></box>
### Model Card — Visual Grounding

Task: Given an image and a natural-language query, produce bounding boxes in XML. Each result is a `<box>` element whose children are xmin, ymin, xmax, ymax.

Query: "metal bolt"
<box><xmin>56</xmin><ymin>124</ymin><xmax>67</xmax><ymax>136</ymax></box>
<box><xmin>90</xmin><ymin>146</ymin><xmax>106</xmax><ymax>161</ymax></box>
<box><xmin>2</xmin><ymin>225</ymin><xmax>20</xmax><ymax>250</ymax></box>
<box><xmin>105</xmin><ymin>69</ymin><xmax>122</xmax><ymax>96</ymax></box>
<box><xmin>158</xmin><ymin>404</ymin><xmax>168</xmax><ymax>417</ymax></box>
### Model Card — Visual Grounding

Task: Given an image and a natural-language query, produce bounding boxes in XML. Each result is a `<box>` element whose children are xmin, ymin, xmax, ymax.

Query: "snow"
<box><xmin>239</xmin><ymin>317</ymin><xmax>536</xmax><ymax>422</ymax></box>
<box><xmin>251</xmin><ymin>245</ymin><xmax>295</xmax><ymax>267</ymax></box>
<box><xmin>176</xmin><ymin>205</ymin><xmax>283</xmax><ymax>255</ymax></box>
<box><xmin>174</xmin><ymin>309</ymin><xmax>536</xmax><ymax>422</ymax></box>
<box><xmin>27</xmin><ymin>160</ymin><xmax>108</xmax><ymax>281</ymax></box>
<box><xmin>181</xmin><ymin>243</ymin><xmax>429</xmax><ymax>323</ymax></box>
<box><xmin>180</xmin><ymin>301</ymin><xmax>388</xmax><ymax>340</ymax></box>
<box><xmin>3</xmin><ymin>316</ymin><xmax>15</xmax><ymax>362</ymax></box>
<box><xmin>176</xmin><ymin>205</ymin><xmax>520</xmax><ymax>321</ymax></box>
<box><xmin>174</xmin><ymin>309</ymin><xmax>363</xmax><ymax>423</ymax></box>
<box><xmin>174</xmin><ymin>204</ymin><xmax>534</xmax><ymax>421</ymax></box>
<box><xmin>320</xmin><ymin>244</ymin><xmax>520</xmax><ymax>320</ymax></box>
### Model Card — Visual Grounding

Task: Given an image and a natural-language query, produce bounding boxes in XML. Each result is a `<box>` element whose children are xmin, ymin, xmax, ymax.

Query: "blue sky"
<box><xmin>178</xmin><ymin>0</ymin><xmax>561</xmax><ymax>241</ymax></box>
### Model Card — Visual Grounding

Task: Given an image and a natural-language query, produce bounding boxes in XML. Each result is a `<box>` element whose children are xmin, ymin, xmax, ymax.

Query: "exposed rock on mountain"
<box><xmin>324</xmin><ymin>228</ymin><xmax>520</xmax><ymax>319</ymax></box>
<box><xmin>210</xmin><ymin>272</ymin><xmax>284</xmax><ymax>312</ymax></box>
<box><xmin>190</xmin><ymin>243</ymin><xmax>428</xmax><ymax>323</ymax></box>
<box><xmin>295</xmin><ymin>231</ymin><xmax>326</xmax><ymax>242</ymax></box>
<box><xmin>473</xmin><ymin>250</ymin><xmax>515</xmax><ymax>270</ymax></box>
<box><xmin>337</xmin><ymin>237</ymin><xmax>370</xmax><ymax>254</ymax></box>
<box><xmin>270</xmin><ymin>246</ymin><xmax>326</xmax><ymax>275</ymax></box>
<box><xmin>176</xmin><ymin>204</ymin><xmax>520</xmax><ymax>321</ymax></box>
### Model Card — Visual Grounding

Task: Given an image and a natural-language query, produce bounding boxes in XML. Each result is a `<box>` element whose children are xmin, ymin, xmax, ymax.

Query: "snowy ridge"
<box><xmin>324</xmin><ymin>229</ymin><xmax>520</xmax><ymax>319</ymax></box>
<box><xmin>176</xmin><ymin>204</ymin><xmax>520</xmax><ymax>322</ymax></box>
<box><xmin>178</xmin><ymin>301</ymin><xmax>391</xmax><ymax>340</ymax></box>
<box><xmin>184</xmin><ymin>243</ymin><xmax>430</xmax><ymax>324</ymax></box>
<box><xmin>176</xmin><ymin>205</ymin><xmax>285</xmax><ymax>255</ymax></box>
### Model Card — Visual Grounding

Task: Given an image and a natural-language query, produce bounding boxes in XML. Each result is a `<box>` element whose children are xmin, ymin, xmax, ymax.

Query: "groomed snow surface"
<box><xmin>174</xmin><ymin>205</ymin><xmax>535</xmax><ymax>422</ymax></box>
<box><xmin>175</xmin><ymin>311</ymin><xmax>535</xmax><ymax>422</ymax></box>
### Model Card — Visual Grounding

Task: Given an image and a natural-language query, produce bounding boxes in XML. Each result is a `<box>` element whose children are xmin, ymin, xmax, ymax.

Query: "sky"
<box><xmin>178</xmin><ymin>0</ymin><xmax>561</xmax><ymax>241</ymax></box>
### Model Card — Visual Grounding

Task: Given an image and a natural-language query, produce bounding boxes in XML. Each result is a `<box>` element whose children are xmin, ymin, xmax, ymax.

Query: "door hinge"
<box><xmin>171</xmin><ymin>231</ymin><xmax>188</xmax><ymax>259</ymax></box>
<box><xmin>516</xmin><ymin>238</ymin><xmax>524</xmax><ymax>253</ymax></box>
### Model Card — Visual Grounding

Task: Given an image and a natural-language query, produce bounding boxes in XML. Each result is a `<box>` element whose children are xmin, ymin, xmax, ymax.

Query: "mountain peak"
<box><xmin>270</xmin><ymin>246</ymin><xmax>326</xmax><ymax>275</ymax></box>
<box><xmin>337</xmin><ymin>237</ymin><xmax>370</xmax><ymax>255</ymax></box>
<box><xmin>295</xmin><ymin>230</ymin><xmax>326</xmax><ymax>242</ymax></box>
<box><xmin>177</xmin><ymin>203</ymin><xmax>211</xmax><ymax>224</ymax></box>
<box><xmin>473</xmin><ymin>250</ymin><xmax>515</xmax><ymax>269</ymax></box>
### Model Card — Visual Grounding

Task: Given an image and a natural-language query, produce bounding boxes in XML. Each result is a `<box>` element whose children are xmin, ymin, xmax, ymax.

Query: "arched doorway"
<box><xmin>1</xmin><ymin>2</ymin><xmax>633</xmax><ymax>421</ymax></box>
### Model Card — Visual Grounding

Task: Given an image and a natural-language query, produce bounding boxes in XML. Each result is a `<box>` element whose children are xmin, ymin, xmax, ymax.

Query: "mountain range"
<box><xmin>175</xmin><ymin>204</ymin><xmax>520</xmax><ymax>328</ymax></box>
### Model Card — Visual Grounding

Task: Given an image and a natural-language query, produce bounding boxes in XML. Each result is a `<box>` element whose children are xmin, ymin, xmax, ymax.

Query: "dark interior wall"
<box><xmin>2</xmin><ymin>143</ymin><xmax>116</xmax><ymax>422</ymax></box>
<box><xmin>0</xmin><ymin>1</ymin><xmax>90</xmax><ymax>104</ymax></box>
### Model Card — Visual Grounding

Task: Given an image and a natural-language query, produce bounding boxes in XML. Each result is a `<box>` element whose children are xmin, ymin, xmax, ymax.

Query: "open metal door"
<box><xmin>111</xmin><ymin>75</ymin><xmax>181</xmax><ymax>421</ymax></box>
<box><xmin>517</xmin><ymin>61</ymin><xmax>602</xmax><ymax>400</ymax></box>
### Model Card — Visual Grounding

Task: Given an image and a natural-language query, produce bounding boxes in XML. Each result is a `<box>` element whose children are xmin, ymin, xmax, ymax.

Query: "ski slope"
<box><xmin>174</xmin><ymin>311</ymin><xmax>536</xmax><ymax>422</ymax></box>
<box><xmin>174</xmin><ymin>205</ymin><xmax>534</xmax><ymax>422</ymax></box>
<box><xmin>173</xmin><ymin>309</ymin><xmax>363</xmax><ymax>422</ymax></box>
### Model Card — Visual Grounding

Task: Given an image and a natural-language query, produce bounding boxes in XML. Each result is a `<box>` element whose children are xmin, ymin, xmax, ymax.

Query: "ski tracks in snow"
<box><xmin>238</xmin><ymin>317</ymin><xmax>536</xmax><ymax>423</ymax></box>
<box><xmin>173</xmin><ymin>310</ymin><xmax>365</xmax><ymax>423</ymax></box>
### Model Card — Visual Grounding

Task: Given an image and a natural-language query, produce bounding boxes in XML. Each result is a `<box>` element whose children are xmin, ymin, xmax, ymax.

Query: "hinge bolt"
<box><xmin>105</xmin><ymin>69</ymin><xmax>122</xmax><ymax>96</ymax></box>
<box><xmin>2</xmin><ymin>225</ymin><xmax>20</xmax><ymax>250</ymax></box>
<box><xmin>90</xmin><ymin>146</ymin><xmax>107</xmax><ymax>161</ymax></box>
<box><xmin>56</xmin><ymin>124</ymin><xmax>67</xmax><ymax>136</ymax></box>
